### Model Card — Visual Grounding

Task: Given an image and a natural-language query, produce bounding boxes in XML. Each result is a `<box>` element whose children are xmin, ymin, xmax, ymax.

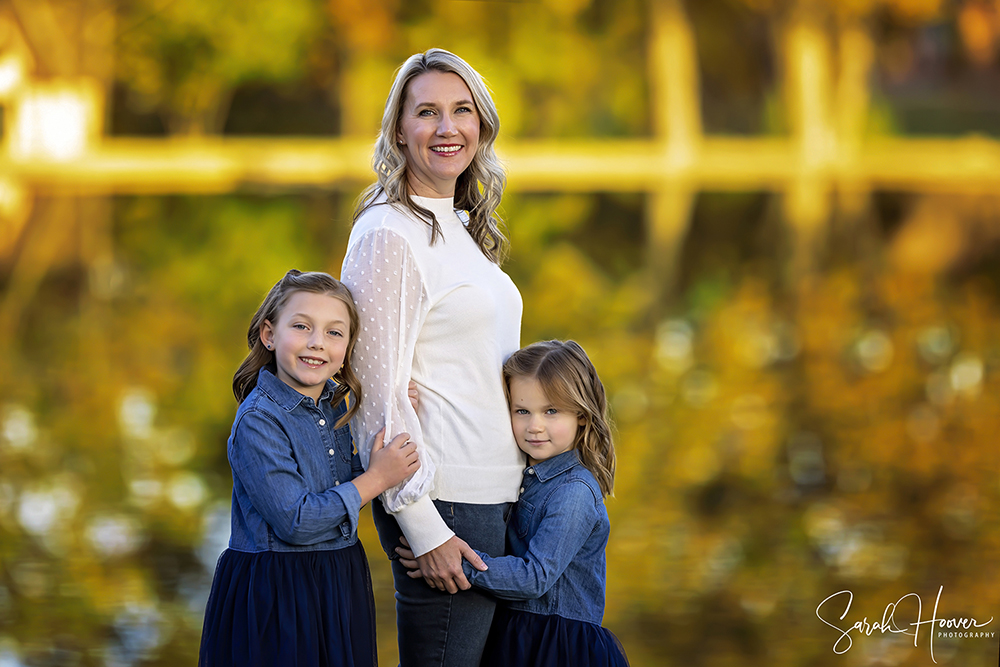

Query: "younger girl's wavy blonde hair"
<box><xmin>353</xmin><ymin>48</ymin><xmax>508</xmax><ymax>264</ymax></box>
<box><xmin>232</xmin><ymin>270</ymin><xmax>362</xmax><ymax>429</ymax></box>
<box><xmin>503</xmin><ymin>340</ymin><xmax>616</xmax><ymax>496</ymax></box>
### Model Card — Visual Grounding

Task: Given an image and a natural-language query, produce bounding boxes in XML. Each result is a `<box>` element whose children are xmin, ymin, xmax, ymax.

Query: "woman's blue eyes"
<box><xmin>417</xmin><ymin>106</ymin><xmax>473</xmax><ymax>116</ymax></box>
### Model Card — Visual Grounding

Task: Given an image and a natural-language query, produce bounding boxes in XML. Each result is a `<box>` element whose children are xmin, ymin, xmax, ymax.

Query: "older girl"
<box><xmin>199</xmin><ymin>270</ymin><xmax>419</xmax><ymax>667</ymax></box>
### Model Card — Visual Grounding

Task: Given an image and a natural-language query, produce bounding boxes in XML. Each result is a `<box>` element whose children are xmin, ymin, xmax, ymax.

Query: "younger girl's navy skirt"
<box><xmin>198</xmin><ymin>542</ymin><xmax>376</xmax><ymax>667</ymax></box>
<box><xmin>481</xmin><ymin>605</ymin><xmax>630</xmax><ymax>667</ymax></box>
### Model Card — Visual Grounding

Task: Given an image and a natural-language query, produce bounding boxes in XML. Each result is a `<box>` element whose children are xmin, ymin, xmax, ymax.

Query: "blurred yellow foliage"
<box><xmin>0</xmin><ymin>1</ymin><xmax>998</xmax><ymax>666</ymax></box>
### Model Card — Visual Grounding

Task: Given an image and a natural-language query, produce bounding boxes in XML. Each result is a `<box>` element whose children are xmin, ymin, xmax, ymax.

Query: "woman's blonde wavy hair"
<box><xmin>503</xmin><ymin>340</ymin><xmax>617</xmax><ymax>497</ymax></box>
<box><xmin>353</xmin><ymin>48</ymin><xmax>508</xmax><ymax>264</ymax></box>
<box><xmin>232</xmin><ymin>270</ymin><xmax>362</xmax><ymax>429</ymax></box>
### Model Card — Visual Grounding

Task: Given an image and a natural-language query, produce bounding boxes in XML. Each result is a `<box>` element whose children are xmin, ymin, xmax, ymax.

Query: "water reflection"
<box><xmin>655</xmin><ymin>319</ymin><xmax>694</xmax><ymax>374</ymax></box>
<box><xmin>166</xmin><ymin>472</ymin><xmax>207</xmax><ymax>511</ymax></box>
<box><xmin>906</xmin><ymin>404</ymin><xmax>941</xmax><ymax>443</ymax></box>
<box><xmin>916</xmin><ymin>324</ymin><xmax>956</xmax><ymax>364</ymax></box>
<box><xmin>86</xmin><ymin>515</ymin><xmax>145</xmax><ymax>559</ymax></box>
<box><xmin>118</xmin><ymin>390</ymin><xmax>156</xmax><ymax>441</ymax></box>
<box><xmin>787</xmin><ymin>432</ymin><xmax>825</xmax><ymax>487</ymax></box>
<box><xmin>1</xmin><ymin>405</ymin><xmax>36</xmax><ymax>450</ymax></box>
<box><xmin>1</xmin><ymin>190</ymin><xmax>998</xmax><ymax>667</ymax></box>
<box><xmin>949</xmin><ymin>352</ymin><xmax>984</xmax><ymax>396</ymax></box>
<box><xmin>854</xmin><ymin>329</ymin><xmax>894</xmax><ymax>373</ymax></box>
<box><xmin>107</xmin><ymin>603</ymin><xmax>166</xmax><ymax>666</ymax></box>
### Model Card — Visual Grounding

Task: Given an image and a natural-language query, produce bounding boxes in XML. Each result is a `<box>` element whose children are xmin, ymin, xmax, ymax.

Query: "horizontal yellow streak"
<box><xmin>1</xmin><ymin>135</ymin><xmax>998</xmax><ymax>194</ymax></box>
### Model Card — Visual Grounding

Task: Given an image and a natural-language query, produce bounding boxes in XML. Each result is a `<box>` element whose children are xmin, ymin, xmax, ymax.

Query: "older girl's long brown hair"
<box><xmin>232</xmin><ymin>270</ymin><xmax>362</xmax><ymax>428</ymax></box>
<box><xmin>503</xmin><ymin>340</ymin><xmax>616</xmax><ymax>496</ymax></box>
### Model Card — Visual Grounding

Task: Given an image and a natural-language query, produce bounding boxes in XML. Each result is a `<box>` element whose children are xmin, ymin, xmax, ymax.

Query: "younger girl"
<box><xmin>199</xmin><ymin>269</ymin><xmax>419</xmax><ymax>667</ymax></box>
<box><xmin>400</xmin><ymin>339</ymin><xmax>628</xmax><ymax>666</ymax></box>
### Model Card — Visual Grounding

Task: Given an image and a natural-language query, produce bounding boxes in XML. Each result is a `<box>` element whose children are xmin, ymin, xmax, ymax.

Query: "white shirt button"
<box><xmin>329</xmin><ymin>449</ymin><xmax>335</xmax><ymax>456</ymax></box>
<box><xmin>527</xmin><ymin>468</ymin><xmax>535</xmax><ymax>475</ymax></box>
<box><xmin>319</xmin><ymin>419</ymin><xmax>326</xmax><ymax>426</ymax></box>
<box><xmin>519</xmin><ymin>487</ymin><xmax>525</xmax><ymax>494</ymax></box>
<box><xmin>334</xmin><ymin>480</ymin><xmax>340</xmax><ymax>486</ymax></box>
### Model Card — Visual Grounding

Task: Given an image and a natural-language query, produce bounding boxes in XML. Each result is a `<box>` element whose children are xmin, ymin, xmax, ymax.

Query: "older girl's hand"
<box><xmin>351</xmin><ymin>429</ymin><xmax>419</xmax><ymax>506</ymax></box>
<box><xmin>368</xmin><ymin>429</ymin><xmax>419</xmax><ymax>489</ymax></box>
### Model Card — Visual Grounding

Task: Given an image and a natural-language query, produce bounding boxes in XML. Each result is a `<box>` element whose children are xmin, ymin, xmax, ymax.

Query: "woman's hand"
<box><xmin>395</xmin><ymin>536</ymin><xmax>423</xmax><ymax>576</ymax></box>
<box><xmin>396</xmin><ymin>535</ymin><xmax>487</xmax><ymax>594</ymax></box>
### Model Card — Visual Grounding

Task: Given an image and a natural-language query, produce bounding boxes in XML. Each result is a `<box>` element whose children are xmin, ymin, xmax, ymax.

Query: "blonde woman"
<box><xmin>340</xmin><ymin>49</ymin><xmax>522</xmax><ymax>666</ymax></box>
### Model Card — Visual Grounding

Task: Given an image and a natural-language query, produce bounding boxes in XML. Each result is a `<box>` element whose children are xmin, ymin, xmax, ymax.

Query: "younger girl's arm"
<box><xmin>231</xmin><ymin>410</ymin><xmax>417</xmax><ymax>546</ymax></box>
<box><xmin>398</xmin><ymin>480</ymin><xmax>601</xmax><ymax>600</ymax></box>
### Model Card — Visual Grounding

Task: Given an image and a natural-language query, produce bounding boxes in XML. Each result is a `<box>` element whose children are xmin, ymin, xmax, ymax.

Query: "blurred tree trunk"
<box><xmin>0</xmin><ymin>0</ymin><xmax>116</xmax><ymax>351</ymax></box>
<box><xmin>780</xmin><ymin>3</ymin><xmax>835</xmax><ymax>280</ymax></box>
<box><xmin>647</xmin><ymin>0</ymin><xmax>700</xmax><ymax>313</ymax></box>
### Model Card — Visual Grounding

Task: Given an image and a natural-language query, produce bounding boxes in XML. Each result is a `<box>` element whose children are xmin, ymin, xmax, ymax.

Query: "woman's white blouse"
<box><xmin>341</xmin><ymin>195</ymin><xmax>524</xmax><ymax>557</ymax></box>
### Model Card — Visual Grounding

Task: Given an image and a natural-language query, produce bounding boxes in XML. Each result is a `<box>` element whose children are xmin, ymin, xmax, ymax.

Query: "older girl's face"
<box><xmin>396</xmin><ymin>70</ymin><xmax>480</xmax><ymax>198</ymax></box>
<box><xmin>260</xmin><ymin>292</ymin><xmax>351</xmax><ymax>402</ymax></box>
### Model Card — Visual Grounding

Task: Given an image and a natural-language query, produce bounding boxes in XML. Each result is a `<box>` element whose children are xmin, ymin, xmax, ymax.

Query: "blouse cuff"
<box><xmin>392</xmin><ymin>494</ymin><xmax>455</xmax><ymax>557</ymax></box>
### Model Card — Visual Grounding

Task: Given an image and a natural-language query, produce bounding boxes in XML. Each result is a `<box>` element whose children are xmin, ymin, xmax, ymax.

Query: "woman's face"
<box><xmin>396</xmin><ymin>70</ymin><xmax>480</xmax><ymax>198</ymax></box>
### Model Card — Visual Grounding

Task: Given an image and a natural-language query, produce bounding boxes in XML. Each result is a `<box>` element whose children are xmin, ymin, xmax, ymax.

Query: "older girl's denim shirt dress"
<box><xmin>227</xmin><ymin>367</ymin><xmax>362</xmax><ymax>552</ymax></box>
<box><xmin>463</xmin><ymin>449</ymin><xmax>610</xmax><ymax>625</ymax></box>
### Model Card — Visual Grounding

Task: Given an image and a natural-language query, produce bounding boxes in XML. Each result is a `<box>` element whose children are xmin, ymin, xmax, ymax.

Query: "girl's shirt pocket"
<box><xmin>512</xmin><ymin>499</ymin><xmax>534</xmax><ymax>538</ymax></box>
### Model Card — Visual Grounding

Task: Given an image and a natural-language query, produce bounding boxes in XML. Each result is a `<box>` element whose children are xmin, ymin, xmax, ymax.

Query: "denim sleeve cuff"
<box><xmin>335</xmin><ymin>481</ymin><xmax>364</xmax><ymax>537</ymax></box>
<box><xmin>392</xmin><ymin>494</ymin><xmax>454</xmax><ymax>557</ymax></box>
<box><xmin>462</xmin><ymin>549</ymin><xmax>489</xmax><ymax>582</ymax></box>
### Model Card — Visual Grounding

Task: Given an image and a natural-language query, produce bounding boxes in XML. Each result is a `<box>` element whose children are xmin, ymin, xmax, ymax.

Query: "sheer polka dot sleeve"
<box><xmin>341</xmin><ymin>228</ymin><xmax>437</xmax><ymax>513</ymax></box>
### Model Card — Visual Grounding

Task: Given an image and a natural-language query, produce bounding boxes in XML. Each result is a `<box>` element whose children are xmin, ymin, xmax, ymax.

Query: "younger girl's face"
<box><xmin>508</xmin><ymin>376</ymin><xmax>584</xmax><ymax>466</ymax></box>
<box><xmin>261</xmin><ymin>291</ymin><xmax>351</xmax><ymax>401</ymax></box>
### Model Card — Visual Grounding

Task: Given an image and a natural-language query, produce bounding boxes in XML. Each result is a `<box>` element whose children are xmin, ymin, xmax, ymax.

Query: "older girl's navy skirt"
<box><xmin>198</xmin><ymin>543</ymin><xmax>376</xmax><ymax>667</ymax></box>
<box><xmin>481</xmin><ymin>606</ymin><xmax>629</xmax><ymax>667</ymax></box>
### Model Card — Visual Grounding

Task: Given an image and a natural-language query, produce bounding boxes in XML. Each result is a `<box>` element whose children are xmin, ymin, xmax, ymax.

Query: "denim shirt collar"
<box><xmin>255</xmin><ymin>367</ymin><xmax>337</xmax><ymax>411</ymax></box>
<box><xmin>529</xmin><ymin>448</ymin><xmax>582</xmax><ymax>483</ymax></box>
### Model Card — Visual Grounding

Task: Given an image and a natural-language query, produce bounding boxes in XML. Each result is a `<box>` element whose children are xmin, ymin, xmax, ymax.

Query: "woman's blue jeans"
<box><xmin>372</xmin><ymin>497</ymin><xmax>509</xmax><ymax>667</ymax></box>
